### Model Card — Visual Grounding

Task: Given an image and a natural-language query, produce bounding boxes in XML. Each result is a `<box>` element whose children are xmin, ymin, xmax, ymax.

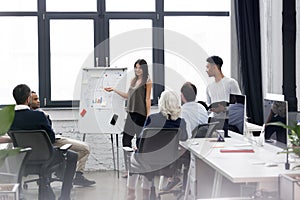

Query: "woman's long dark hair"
<box><xmin>131</xmin><ymin>59</ymin><xmax>149</xmax><ymax>87</ymax></box>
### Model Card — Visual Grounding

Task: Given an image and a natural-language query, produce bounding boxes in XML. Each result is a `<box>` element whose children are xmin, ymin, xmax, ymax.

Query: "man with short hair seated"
<box><xmin>161</xmin><ymin>82</ymin><xmax>208</xmax><ymax>192</ymax></box>
<box><xmin>30</xmin><ymin>91</ymin><xmax>95</xmax><ymax>187</ymax></box>
<box><xmin>9</xmin><ymin>84</ymin><xmax>77</xmax><ymax>200</ymax></box>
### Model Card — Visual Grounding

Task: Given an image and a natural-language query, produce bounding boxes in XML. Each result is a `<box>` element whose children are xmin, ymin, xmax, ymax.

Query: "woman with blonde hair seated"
<box><xmin>126</xmin><ymin>90</ymin><xmax>188</xmax><ymax>200</ymax></box>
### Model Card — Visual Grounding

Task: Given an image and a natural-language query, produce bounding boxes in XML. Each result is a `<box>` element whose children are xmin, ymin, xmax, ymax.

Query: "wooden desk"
<box><xmin>181</xmin><ymin>131</ymin><xmax>300</xmax><ymax>199</ymax></box>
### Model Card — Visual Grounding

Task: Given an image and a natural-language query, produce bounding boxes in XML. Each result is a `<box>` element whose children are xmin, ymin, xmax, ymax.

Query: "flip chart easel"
<box><xmin>78</xmin><ymin>67</ymin><xmax>127</xmax><ymax>177</ymax></box>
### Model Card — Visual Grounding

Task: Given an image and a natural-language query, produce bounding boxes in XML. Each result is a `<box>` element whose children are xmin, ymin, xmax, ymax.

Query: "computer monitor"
<box><xmin>228</xmin><ymin>94</ymin><xmax>246</xmax><ymax>135</ymax></box>
<box><xmin>263</xmin><ymin>96</ymin><xmax>288</xmax><ymax>146</ymax></box>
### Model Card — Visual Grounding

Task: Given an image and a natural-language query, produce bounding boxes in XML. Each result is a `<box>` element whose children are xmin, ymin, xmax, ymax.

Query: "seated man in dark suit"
<box><xmin>9</xmin><ymin>84</ymin><xmax>77</xmax><ymax>200</ymax></box>
<box><xmin>30</xmin><ymin>91</ymin><xmax>95</xmax><ymax>187</ymax></box>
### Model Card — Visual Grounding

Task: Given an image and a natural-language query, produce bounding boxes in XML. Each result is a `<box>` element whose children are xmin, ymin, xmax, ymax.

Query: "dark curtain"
<box><xmin>282</xmin><ymin>0</ymin><xmax>298</xmax><ymax>111</ymax></box>
<box><xmin>234</xmin><ymin>0</ymin><xmax>263</xmax><ymax>125</ymax></box>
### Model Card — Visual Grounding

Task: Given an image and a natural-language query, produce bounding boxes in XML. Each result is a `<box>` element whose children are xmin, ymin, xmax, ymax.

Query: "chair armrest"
<box><xmin>20</xmin><ymin>147</ymin><xmax>32</xmax><ymax>153</ymax></box>
<box><xmin>59</xmin><ymin>143</ymin><xmax>72</xmax><ymax>151</ymax></box>
<box><xmin>122</xmin><ymin>146</ymin><xmax>134</xmax><ymax>152</ymax></box>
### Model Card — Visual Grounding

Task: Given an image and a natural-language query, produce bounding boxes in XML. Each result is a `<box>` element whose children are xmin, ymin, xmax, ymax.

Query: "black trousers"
<box><xmin>122</xmin><ymin>112</ymin><xmax>147</xmax><ymax>148</ymax></box>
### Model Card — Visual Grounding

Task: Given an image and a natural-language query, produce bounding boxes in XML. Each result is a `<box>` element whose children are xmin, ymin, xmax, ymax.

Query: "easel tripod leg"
<box><xmin>116</xmin><ymin>133</ymin><xmax>119</xmax><ymax>178</ymax></box>
<box><xmin>111</xmin><ymin>134</ymin><xmax>116</xmax><ymax>171</ymax></box>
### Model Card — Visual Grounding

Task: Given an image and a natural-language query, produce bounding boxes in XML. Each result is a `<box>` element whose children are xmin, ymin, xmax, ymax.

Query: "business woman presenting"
<box><xmin>104</xmin><ymin>59</ymin><xmax>152</xmax><ymax>176</ymax></box>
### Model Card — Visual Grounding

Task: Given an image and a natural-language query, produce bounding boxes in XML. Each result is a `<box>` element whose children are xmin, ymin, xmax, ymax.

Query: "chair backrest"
<box><xmin>8</xmin><ymin>130</ymin><xmax>54</xmax><ymax>163</ymax></box>
<box><xmin>138</xmin><ymin>128</ymin><xmax>180</xmax><ymax>172</ymax></box>
<box><xmin>192</xmin><ymin>121</ymin><xmax>219</xmax><ymax>138</ymax></box>
<box><xmin>197</xmin><ymin>100</ymin><xmax>209</xmax><ymax>111</ymax></box>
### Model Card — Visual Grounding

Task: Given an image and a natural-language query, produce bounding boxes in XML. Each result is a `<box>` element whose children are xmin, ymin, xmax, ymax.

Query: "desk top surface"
<box><xmin>0</xmin><ymin>143</ymin><xmax>10</xmax><ymax>150</ymax></box>
<box><xmin>181</xmin><ymin>131</ymin><xmax>300</xmax><ymax>183</ymax></box>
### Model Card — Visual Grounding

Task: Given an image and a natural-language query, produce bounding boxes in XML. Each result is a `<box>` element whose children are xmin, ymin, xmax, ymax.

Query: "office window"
<box><xmin>106</xmin><ymin>0</ymin><xmax>155</xmax><ymax>12</ymax></box>
<box><xmin>46</xmin><ymin>0</ymin><xmax>97</xmax><ymax>12</ymax></box>
<box><xmin>164</xmin><ymin>0</ymin><xmax>230</xmax><ymax>12</ymax></box>
<box><xmin>165</xmin><ymin>16</ymin><xmax>230</xmax><ymax>100</ymax></box>
<box><xmin>109</xmin><ymin>19</ymin><xmax>153</xmax><ymax>91</ymax></box>
<box><xmin>0</xmin><ymin>0</ymin><xmax>36</xmax><ymax>11</ymax></box>
<box><xmin>0</xmin><ymin>0</ymin><xmax>231</xmax><ymax>107</ymax></box>
<box><xmin>0</xmin><ymin>17</ymin><xmax>38</xmax><ymax>104</ymax></box>
<box><xmin>49</xmin><ymin>19</ymin><xmax>94</xmax><ymax>101</ymax></box>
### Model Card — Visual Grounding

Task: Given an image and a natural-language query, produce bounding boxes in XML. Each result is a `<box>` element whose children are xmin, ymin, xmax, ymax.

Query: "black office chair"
<box><xmin>197</xmin><ymin>100</ymin><xmax>209</xmax><ymax>111</ymax></box>
<box><xmin>8</xmin><ymin>130</ymin><xmax>71</xmax><ymax>200</ymax></box>
<box><xmin>128</xmin><ymin>127</ymin><xmax>181</xmax><ymax>200</ymax></box>
<box><xmin>192</xmin><ymin>121</ymin><xmax>219</xmax><ymax>138</ymax></box>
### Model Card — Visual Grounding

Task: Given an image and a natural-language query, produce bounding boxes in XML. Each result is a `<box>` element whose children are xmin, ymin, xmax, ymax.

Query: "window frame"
<box><xmin>0</xmin><ymin>0</ymin><xmax>230</xmax><ymax>107</ymax></box>
<box><xmin>42</xmin><ymin>13</ymin><xmax>98</xmax><ymax>107</ymax></box>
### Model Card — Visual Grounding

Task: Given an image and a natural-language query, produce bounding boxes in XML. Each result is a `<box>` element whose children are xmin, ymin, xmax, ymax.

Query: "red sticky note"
<box><xmin>80</xmin><ymin>109</ymin><xmax>87</xmax><ymax>117</ymax></box>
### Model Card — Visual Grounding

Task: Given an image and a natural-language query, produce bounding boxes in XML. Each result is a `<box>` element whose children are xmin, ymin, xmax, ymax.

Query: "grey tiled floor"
<box><xmin>22</xmin><ymin>171</ymin><xmax>181</xmax><ymax>200</ymax></box>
